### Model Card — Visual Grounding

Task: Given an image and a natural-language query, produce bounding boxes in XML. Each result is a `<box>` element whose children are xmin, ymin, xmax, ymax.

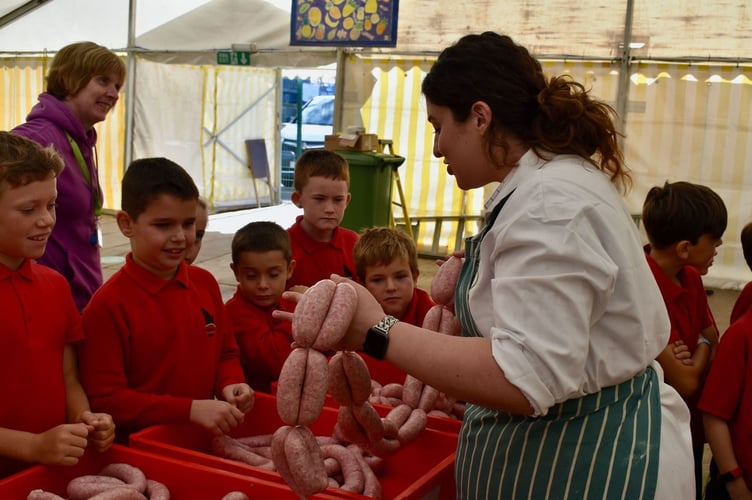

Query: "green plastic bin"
<box><xmin>337</xmin><ymin>150</ymin><xmax>405</xmax><ymax>233</ymax></box>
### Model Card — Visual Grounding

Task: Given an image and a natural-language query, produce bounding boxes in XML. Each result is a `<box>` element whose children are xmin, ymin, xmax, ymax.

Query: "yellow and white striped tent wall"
<box><xmin>3</xmin><ymin>55</ymin><xmax>751</xmax><ymax>287</ymax></box>
<box><xmin>343</xmin><ymin>54</ymin><xmax>752</xmax><ymax>287</ymax></box>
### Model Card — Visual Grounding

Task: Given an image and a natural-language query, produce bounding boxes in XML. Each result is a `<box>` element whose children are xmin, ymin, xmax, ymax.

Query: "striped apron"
<box><xmin>454</xmin><ymin>192</ymin><xmax>661</xmax><ymax>500</ymax></box>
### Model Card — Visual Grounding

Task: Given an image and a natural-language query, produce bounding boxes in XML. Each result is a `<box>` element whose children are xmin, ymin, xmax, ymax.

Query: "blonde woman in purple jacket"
<box><xmin>13</xmin><ymin>42</ymin><xmax>126</xmax><ymax>311</ymax></box>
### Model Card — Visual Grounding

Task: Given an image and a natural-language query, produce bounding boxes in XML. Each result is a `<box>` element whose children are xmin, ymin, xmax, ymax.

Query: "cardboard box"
<box><xmin>0</xmin><ymin>444</ymin><xmax>337</xmax><ymax>499</ymax></box>
<box><xmin>130</xmin><ymin>392</ymin><xmax>458</xmax><ymax>500</ymax></box>
<box><xmin>324</xmin><ymin>133</ymin><xmax>380</xmax><ymax>152</ymax></box>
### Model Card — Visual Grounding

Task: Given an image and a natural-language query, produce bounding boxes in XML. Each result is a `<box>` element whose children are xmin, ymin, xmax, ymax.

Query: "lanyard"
<box><xmin>65</xmin><ymin>132</ymin><xmax>102</xmax><ymax>216</ymax></box>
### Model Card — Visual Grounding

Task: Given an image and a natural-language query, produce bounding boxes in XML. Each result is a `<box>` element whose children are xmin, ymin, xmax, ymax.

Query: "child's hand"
<box><xmin>189</xmin><ymin>399</ymin><xmax>245</xmax><ymax>435</ymax></box>
<box><xmin>33</xmin><ymin>423</ymin><xmax>89</xmax><ymax>466</ymax></box>
<box><xmin>78</xmin><ymin>410</ymin><xmax>115</xmax><ymax>452</ymax></box>
<box><xmin>223</xmin><ymin>383</ymin><xmax>255</xmax><ymax>414</ymax></box>
<box><xmin>671</xmin><ymin>340</ymin><xmax>694</xmax><ymax>366</ymax></box>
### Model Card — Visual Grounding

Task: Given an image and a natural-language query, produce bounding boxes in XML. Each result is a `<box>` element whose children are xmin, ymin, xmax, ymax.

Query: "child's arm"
<box><xmin>63</xmin><ymin>344</ymin><xmax>115</xmax><ymax>453</ymax></box>
<box><xmin>656</xmin><ymin>339</ymin><xmax>712</xmax><ymax>398</ymax></box>
<box><xmin>703</xmin><ymin>412</ymin><xmax>751</xmax><ymax>497</ymax></box>
<box><xmin>0</xmin><ymin>425</ymin><xmax>88</xmax><ymax>466</ymax></box>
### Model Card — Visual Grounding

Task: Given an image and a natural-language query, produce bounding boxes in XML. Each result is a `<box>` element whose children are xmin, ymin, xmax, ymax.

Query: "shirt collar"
<box><xmin>0</xmin><ymin>259</ymin><xmax>33</xmax><ymax>282</ymax></box>
<box><xmin>484</xmin><ymin>148</ymin><xmax>548</xmax><ymax>214</ymax></box>
<box><xmin>122</xmin><ymin>253</ymin><xmax>190</xmax><ymax>294</ymax></box>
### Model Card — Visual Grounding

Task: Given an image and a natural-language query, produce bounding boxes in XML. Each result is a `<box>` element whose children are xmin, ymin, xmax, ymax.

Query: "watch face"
<box><xmin>364</xmin><ymin>326</ymin><xmax>389</xmax><ymax>360</ymax></box>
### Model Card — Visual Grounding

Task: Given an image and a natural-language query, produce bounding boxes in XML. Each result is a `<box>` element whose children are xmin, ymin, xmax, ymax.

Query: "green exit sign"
<box><xmin>216</xmin><ymin>51</ymin><xmax>251</xmax><ymax>66</ymax></box>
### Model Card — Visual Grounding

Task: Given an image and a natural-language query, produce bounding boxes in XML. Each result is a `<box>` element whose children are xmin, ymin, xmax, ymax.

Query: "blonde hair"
<box><xmin>354</xmin><ymin>227</ymin><xmax>418</xmax><ymax>282</ymax></box>
<box><xmin>0</xmin><ymin>132</ymin><xmax>64</xmax><ymax>193</ymax></box>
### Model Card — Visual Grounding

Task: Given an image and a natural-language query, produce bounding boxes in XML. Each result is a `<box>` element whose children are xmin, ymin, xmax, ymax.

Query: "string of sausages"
<box><xmin>271</xmin><ymin>257</ymin><xmax>464</xmax><ymax>498</ymax></box>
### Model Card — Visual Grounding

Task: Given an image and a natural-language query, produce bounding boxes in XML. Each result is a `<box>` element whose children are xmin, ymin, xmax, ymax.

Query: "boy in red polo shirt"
<box><xmin>78</xmin><ymin>157</ymin><xmax>254</xmax><ymax>441</ymax></box>
<box><xmin>225</xmin><ymin>221</ymin><xmax>297</xmax><ymax>393</ymax></box>
<box><xmin>0</xmin><ymin>132</ymin><xmax>114</xmax><ymax>478</ymax></box>
<box><xmin>642</xmin><ymin>180</ymin><xmax>727</xmax><ymax>499</ymax></box>
<box><xmin>286</xmin><ymin>149</ymin><xmax>358</xmax><ymax>291</ymax></box>
<box><xmin>353</xmin><ymin>226</ymin><xmax>436</xmax><ymax>384</ymax></box>
<box><xmin>729</xmin><ymin>221</ymin><xmax>752</xmax><ymax>325</ymax></box>
<box><xmin>698</xmin><ymin>306</ymin><xmax>752</xmax><ymax>498</ymax></box>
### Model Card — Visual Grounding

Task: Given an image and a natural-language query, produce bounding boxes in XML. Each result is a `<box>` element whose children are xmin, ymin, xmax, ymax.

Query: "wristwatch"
<box><xmin>719</xmin><ymin>466</ymin><xmax>743</xmax><ymax>483</ymax></box>
<box><xmin>363</xmin><ymin>315</ymin><xmax>398</xmax><ymax>360</ymax></box>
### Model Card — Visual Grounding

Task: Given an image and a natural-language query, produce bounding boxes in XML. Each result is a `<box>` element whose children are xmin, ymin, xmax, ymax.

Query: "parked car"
<box><xmin>280</xmin><ymin>95</ymin><xmax>334</xmax><ymax>186</ymax></box>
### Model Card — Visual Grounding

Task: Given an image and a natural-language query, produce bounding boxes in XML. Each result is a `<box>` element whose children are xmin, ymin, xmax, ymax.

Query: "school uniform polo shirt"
<box><xmin>0</xmin><ymin>260</ymin><xmax>82</xmax><ymax>477</ymax></box>
<box><xmin>730</xmin><ymin>281</ymin><xmax>752</xmax><ymax>325</ymax></box>
<box><xmin>225</xmin><ymin>290</ymin><xmax>296</xmax><ymax>393</ymax></box>
<box><xmin>78</xmin><ymin>254</ymin><xmax>245</xmax><ymax>436</ymax></box>
<box><xmin>698</xmin><ymin>308</ymin><xmax>752</xmax><ymax>490</ymax></box>
<box><xmin>287</xmin><ymin>215</ymin><xmax>359</xmax><ymax>289</ymax></box>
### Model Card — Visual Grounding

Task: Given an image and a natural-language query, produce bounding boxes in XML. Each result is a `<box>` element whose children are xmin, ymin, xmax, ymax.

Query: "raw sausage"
<box><xmin>313</xmin><ymin>282</ymin><xmax>358</xmax><ymax>351</ymax></box>
<box><xmin>99</xmin><ymin>463</ymin><xmax>147</xmax><ymax>493</ymax></box>
<box><xmin>291</xmin><ymin>280</ymin><xmax>337</xmax><ymax>347</ymax></box>
<box><xmin>67</xmin><ymin>475</ymin><xmax>126</xmax><ymax>499</ymax></box>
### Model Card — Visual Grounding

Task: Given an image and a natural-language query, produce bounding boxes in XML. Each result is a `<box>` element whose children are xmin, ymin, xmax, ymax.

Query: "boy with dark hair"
<box><xmin>729</xmin><ymin>221</ymin><xmax>752</xmax><ymax>324</ymax></box>
<box><xmin>353</xmin><ymin>226</ymin><xmax>436</xmax><ymax>384</ymax></box>
<box><xmin>225</xmin><ymin>221</ymin><xmax>297</xmax><ymax>393</ymax></box>
<box><xmin>287</xmin><ymin>149</ymin><xmax>358</xmax><ymax>290</ymax></box>
<box><xmin>78</xmin><ymin>157</ymin><xmax>253</xmax><ymax>441</ymax></box>
<box><xmin>185</xmin><ymin>196</ymin><xmax>208</xmax><ymax>265</ymax></box>
<box><xmin>0</xmin><ymin>132</ymin><xmax>114</xmax><ymax>478</ymax></box>
<box><xmin>642</xmin><ymin>180</ymin><xmax>727</xmax><ymax>499</ymax></box>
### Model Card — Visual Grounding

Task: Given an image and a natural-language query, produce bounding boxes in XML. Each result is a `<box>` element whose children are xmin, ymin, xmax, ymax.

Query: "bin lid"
<box><xmin>335</xmin><ymin>150</ymin><xmax>406</xmax><ymax>169</ymax></box>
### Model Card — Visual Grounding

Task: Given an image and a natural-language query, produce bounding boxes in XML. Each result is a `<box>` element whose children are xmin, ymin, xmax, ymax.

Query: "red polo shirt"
<box><xmin>0</xmin><ymin>260</ymin><xmax>82</xmax><ymax>478</ymax></box>
<box><xmin>225</xmin><ymin>290</ymin><xmax>297</xmax><ymax>393</ymax></box>
<box><xmin>287</xmin><ymin>215</ymin><xmax>359</xmax><ymax>289</ymax></box>
<box><xmin>78</xmin><ymin>255</ymin><xmax>245</xmax><ymax>438</ymax></box>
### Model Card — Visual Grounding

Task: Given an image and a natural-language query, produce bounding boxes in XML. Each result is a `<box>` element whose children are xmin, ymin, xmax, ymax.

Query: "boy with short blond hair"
<box><xmin>0</xmin><ymin>132</ymin><xmax>114</xmax><ymax>478</ymax></box>
<box><xmin>353</xmin><ymin>226</ymin><xmax>436</xmax><ymax>384</ymax></box>
<box><xmin>78</xmin><ymin>157</ymin><xmax>253</xmax><ymax>441</ymax></box>
<box><xmin>287</xmin><ymin>149</ymin><xmax>358</xmax><ymax>290</ymax></box>
<box><xmin>642</xmin><ymin>180</ymin><xmax>727</xmax><ymax>498</ymax></box>
<box><xmin>226</xmin><ymin>221</ymin><xmax>297</xmax><ymax>393</ymax></box>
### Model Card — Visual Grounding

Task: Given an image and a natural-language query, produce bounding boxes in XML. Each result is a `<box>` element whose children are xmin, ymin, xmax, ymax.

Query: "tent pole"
<box><xmin>123</xmin><ymin>0</ymin><xmax>138</xmax><ymax>170</ymax></box>
<box><xmin>333</xmin><ymin>48</ymin><xmax>346</xmax><ymax>133</ymax></box>
<box><xmin>615</xmin><ymin>0</ymin><xmax>634</xmax><ymax>147</ymax></box>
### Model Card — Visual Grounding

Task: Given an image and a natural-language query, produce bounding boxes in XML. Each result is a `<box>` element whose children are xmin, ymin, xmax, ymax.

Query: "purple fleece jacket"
<box><xmin>12</xmin><ymin>93</ymin><xmax>104</xmax><ymax>311</ymax></box>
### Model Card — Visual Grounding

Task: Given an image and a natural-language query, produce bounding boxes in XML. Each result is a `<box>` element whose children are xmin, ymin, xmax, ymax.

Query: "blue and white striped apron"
<box><xmin>454</xmin><ymin>192</ymin><xmax>661</xmax><ymax>500</ymax></box>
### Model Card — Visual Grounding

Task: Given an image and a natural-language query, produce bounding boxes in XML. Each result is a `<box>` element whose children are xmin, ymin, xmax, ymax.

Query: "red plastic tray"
<box><xmin>0</xmin><ymin>444</ymin><xmax>341</xmax><ymax>499</ymax></box>
<box><xmin>130</xmin><ymin>392</ymin><xmax>457</xmax><ymax>499</ymax></box>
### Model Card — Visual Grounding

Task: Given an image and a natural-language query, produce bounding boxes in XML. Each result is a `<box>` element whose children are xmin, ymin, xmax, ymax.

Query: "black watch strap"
<box><xmin>363</xmin><ymin>315</ymin><xmax>398</xmax><ymax>360</ymax></box>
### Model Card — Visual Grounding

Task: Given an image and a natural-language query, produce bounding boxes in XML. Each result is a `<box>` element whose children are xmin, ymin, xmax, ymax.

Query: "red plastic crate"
<box><xmin>0</xmin><ymin>444</ymin><xmax>341</xmax><ymax>499</ymax></box>
<box><xmin>130</xmin><ymin>392</ymin><xmax>457</xmax><ymax>499</ymax></box>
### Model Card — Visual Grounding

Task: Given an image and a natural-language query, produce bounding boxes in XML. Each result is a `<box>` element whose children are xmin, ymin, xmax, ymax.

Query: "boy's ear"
<box><xmin>229</xmin><ymin>262</ymin><xmax>239</xmax><ymax>280</ymax></box>
<box><xmin>345</xmin><ymin>192</ymin><xmax>352</xmax><ymax>207</ymax></box>
<box><xmin>287</xmin><ymin>259</ymin><xmax>296</xmax><ymax>280</ymax></box>
<box><xmin>116</xmin><ymin>210</ymin><xmax>135</xmax><ymax>238</ymax></box>
<box><xmin>675</xmin><ymin>240</ymin><xmax>691</xmax><ymax>260</ymax></box>
<box><xmin>291</xmin><ymin>191</ymin><xmax>302</xmax><ymax>208</ymax></box>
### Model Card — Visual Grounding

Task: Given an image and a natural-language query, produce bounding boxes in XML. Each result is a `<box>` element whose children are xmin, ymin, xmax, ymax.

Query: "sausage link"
<box><xmin>335</xmin><ymin>406</ymin><xmax>368</xmax><ymax>447</ymax></box>
<box><xmin>99</xmin><ymin>463</ymin><xmax>148</xmax><ymax>493</ymax></box>
<box><xmin>313</xmin><ymin>282</ymin><xmax>358</xmax><ymax>351</ymax></box>
<box><xmin>421</xmin><ymin>304</ymin><xmax>443</xmax><ymax>331</ymax></box>
<box><xmin>430</xmin><ymin>256</ymin><xmax>462</xmax><ymax>306</ymax></box>
<box><xmin>327</xmin><ymin>352</ymin><xmax>353</xmax><ymax>406</ymax></box>
<box><xmin>341</xmin><ymin>352</ymin><xmax>372</xmax><ymax>405</ymax></box>
<box><xmin>320</xmin><ymin>444</ymin><xmax>365</xmax><ymax>494</ymax></box>
<box><xmin>352</xmin><ymin>403</ymin><xmax>385</xmax><ymax>444</ymax></box>
<box><xmin>401</xmin><ymin>375</ymin><xmax>424</xmax><ymax>409</ymax></box>
<box><xmin>145</xmin><ymin>480</ymin><xmax>170</xmax><ymax>500</ymax></box>
<box><xmin>27</xmin><ymin>491</ymin><xmax>65</xmax><ymax>500</ymax></box>
<box><xmin>88</xmin><ymin>488</ymin><xmax>147</xmax><ymax>500</ymax></box>
<box><xmin>417</xmin><ymin>384</ymin><xmax>439</xmax><ymax>412</ymax></box>
<box><xmin>291</xmin><ymin>279</ymin><xmax>337</xmax><ymax>347</ymax></box>
<box><xmin>212</xmin><ymin>435</ymin><xmax>275</xmax><ymax>469</ymax></box>
<box><xmin>347</xmin><ymin>444</ymin><xmax>383</xmax><ymax>500</ymax></box>
<box><xmin>67</xmin><ymin>475</ymin><xmax>126</xmax><ymax>500</ymax></box>
<box><xmin>275</xmin><ymin>348</ymin><xmax>307</xmax><ymax>425</ymax></box>
<box><xmin>397</xmin><ymin>408</ymin><xmax>427</xmax><ymax>444</ymax></box>
<box><xmin>297</xmin><ymin>349</ymin><xmax>329</xmax><ymax>426</ymax></box>
<box><xmin>284</xmin><ymin>426</ymin><xmax>329</xmax><ymax>498</ymax></box>
<box><xmin>438</xmin><ymin>307</ymin><xmax>461</xmax><ymax>336</ymax></box>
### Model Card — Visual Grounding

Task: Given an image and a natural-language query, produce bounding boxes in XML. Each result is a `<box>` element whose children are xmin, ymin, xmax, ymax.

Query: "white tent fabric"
<box><xmin>1</xmin><ymin>0</ymin><xmax>751</xmax><ymax>288</ymax></box>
